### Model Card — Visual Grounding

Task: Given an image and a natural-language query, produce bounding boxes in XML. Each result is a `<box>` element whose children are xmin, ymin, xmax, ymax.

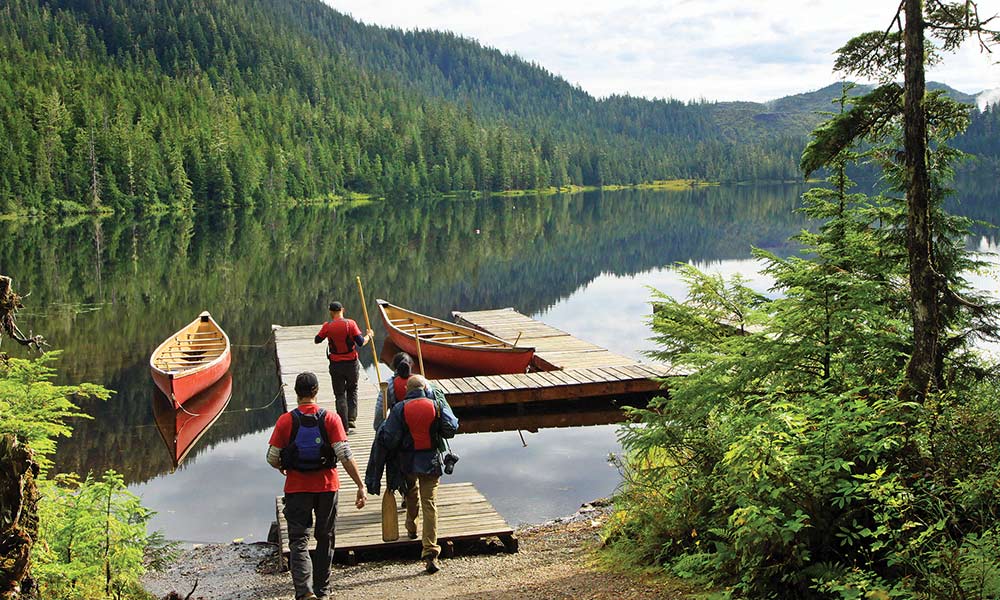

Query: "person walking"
<box><xmin>373</xmin><ymin>351</ymin><xmax>415</xmax><ymax>431</ymax></box>
<box><xmin>266</xmin><ymin>372</ymin><xmax>367</xmax><ymax>600</ymax></box>
<box><xmin>314</xmin><ymin>301</ymin><xmax>373</xmax><ymax>431</ymax></box>
<box><xmin>369</xmin><ymin>374</ymin><xmax>458</xmax><ymax>573</ymax></box>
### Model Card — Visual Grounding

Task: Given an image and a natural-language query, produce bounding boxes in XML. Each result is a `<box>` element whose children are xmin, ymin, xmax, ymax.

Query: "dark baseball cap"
<box><xmin>294</xmin><ymin>371</ymin><xmax>319</xmax><ymax>398</ymax></box>
<box><xmin>328</xmin><ymin>301</ymin><xmax>343</xmax><ymax>312</ymax></box>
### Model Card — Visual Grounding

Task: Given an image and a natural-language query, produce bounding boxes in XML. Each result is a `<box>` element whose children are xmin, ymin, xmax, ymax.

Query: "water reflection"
<box><xmin>152</xmin><ymin>372</ymin><xmax>233</xmax><ymax>468</ymax></box>
<box><xmin>2</xmin><ymin>183</ymin><xmax>995</xmax><ymax>541</ymax></box>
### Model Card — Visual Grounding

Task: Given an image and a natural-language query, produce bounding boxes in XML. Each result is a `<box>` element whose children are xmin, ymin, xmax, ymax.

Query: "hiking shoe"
<box><xmin>425</xmin><ymin>558</ymin><xmax>441</xmax><ymax>574</ymax></box>
<box><xmin>296</xmin><ymin>594</ymin><xmax>318</xmax><ymax>600</ymax></box>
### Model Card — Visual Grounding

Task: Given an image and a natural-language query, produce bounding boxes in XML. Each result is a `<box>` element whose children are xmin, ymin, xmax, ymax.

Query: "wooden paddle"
<box><xmin>414</xmin><ymin>326</ymin><xmax>425</xmax><ymax>376</ymax></box>
<box><xmin>355</xmin><ymin>277</ymin><xmax>399</xmax><ymax>542</ymax></box>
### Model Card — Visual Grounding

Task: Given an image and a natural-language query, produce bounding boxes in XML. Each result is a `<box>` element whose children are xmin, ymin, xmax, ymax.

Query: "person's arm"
<box><xmin>341</xmin><ymin>457</ymin><xmax>367</xmax><ymax>509</ymax></box>
<box><xmin>267</xmin><ymin>418</ymin><xmax>289</xmax><ymax>474</ymax></box>
<box><xmin>433</xmin><ymin>387</ymin><xmax>459</xmax><ymax>438</ymax></box>
<box><xmin>373</xmin><ymin>387</ymin><xmax>385</xmax><ymax>431</ymax></box>
<box><xmin>352</xmin><ymin>328</ymin><xmax>375</xmax><ymax>347</ymax></box>
<box><xmin>314</xmin><ymin>322</ymin><xmax>327</xmax><ymax>345</ymax></box>
<box><xmin>266</xmin><ymin>445</ymin><xmax>284</xmax><ymax>474</ymax></box>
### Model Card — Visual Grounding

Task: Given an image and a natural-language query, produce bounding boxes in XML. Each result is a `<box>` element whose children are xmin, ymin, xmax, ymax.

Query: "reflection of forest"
<box><xmin>0</xmin><ymin>186</ymin><xmax>853</xmax><ymax>482</ymax></box>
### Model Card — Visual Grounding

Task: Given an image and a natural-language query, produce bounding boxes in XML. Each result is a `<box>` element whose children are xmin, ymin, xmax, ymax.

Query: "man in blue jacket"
<box><xmin>371</xmin><ymin>374</ymin><xmax>458</xmax><ymax>573</ymax></box>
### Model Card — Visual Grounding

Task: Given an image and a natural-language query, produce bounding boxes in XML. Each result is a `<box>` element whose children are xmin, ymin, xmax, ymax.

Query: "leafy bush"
<box><xmin>607</xmin><ymin>133</ymin><xmax>1000</xmax><ymax>596</ymax></box>
<box><xmin>33</xmin><ymin>471</ymin><xmax>173</xmax><ymax>600</ymax></box>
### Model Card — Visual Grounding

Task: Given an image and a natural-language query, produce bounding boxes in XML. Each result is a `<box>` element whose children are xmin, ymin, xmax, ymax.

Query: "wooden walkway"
<box><xmin>437</xmin><ymin>308</ymin><xmax>677</xmax><ymax>408</ymax></box>
<box><xmin>271</xmin><ymin>325</ymin><xmax>515</xmax><ymax>564</ymax></box>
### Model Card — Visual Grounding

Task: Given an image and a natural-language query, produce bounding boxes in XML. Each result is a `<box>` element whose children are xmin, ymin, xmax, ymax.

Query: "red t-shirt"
<box><xmin>268</xmin><ymin>403</ymin><xmax>347</xmax><ymax>493</ymax></box>
<box><xmin>317</xmin><ymin>318</ymin><xmax>362</xmax><ymax>361</ymax></box>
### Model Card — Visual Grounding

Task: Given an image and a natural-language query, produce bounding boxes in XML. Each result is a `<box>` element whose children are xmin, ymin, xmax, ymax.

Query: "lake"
<box><xmin>3</xmin><ymin>180</ymin><xmax>997</xmax><ymax>544</ymax></box>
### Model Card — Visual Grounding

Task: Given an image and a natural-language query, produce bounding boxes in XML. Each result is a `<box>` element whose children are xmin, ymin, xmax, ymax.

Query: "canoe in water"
<box><xmin>150</xmin><ymin>311</ymin><xmax>231</xmax><ymax>409</ymax></box>
<box><xmin>377</xmin><ymin>299</ymin><xmax>534</xmax><ymax>375</ymax></box>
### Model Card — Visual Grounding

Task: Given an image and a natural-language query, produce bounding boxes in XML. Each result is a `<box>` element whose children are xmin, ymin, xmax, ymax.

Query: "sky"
<box><xmin>324</xmin><ymin>0</ymin><xmax>1000</xmax><ymax>104</ymax></box>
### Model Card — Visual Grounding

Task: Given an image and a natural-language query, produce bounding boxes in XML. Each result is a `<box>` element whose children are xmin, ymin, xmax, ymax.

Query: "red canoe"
<box><xmin>377</xmin><ymin>299</ymin><xmax>534</xmax><ymax>375</ymax></box>
<box><xmin>150</xmin><ymin>311</ymin><xmax>231</xmax><ymax>409</ymax></box>
<box><xmin>152</xmin><ymin>371</ymin><xmax>233</xmax><ymax>468</ymax></box>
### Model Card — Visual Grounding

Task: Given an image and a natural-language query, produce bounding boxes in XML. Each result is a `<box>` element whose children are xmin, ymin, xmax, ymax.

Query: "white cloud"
<box><xmin>324</xmin><ymin>0</ymin><xmax>1000</xmax><ymax>101</ymax></box>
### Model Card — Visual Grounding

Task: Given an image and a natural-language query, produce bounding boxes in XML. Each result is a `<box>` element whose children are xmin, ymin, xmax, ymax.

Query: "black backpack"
<box><xmin>279</xmin><ymin>408</ymin><xmax>337</xmax><ymax>471</ymax></box>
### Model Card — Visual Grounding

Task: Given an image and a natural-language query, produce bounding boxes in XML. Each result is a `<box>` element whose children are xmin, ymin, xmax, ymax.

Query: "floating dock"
<box><xmin>438</xmin><ymin>307</ymin><xmax>678</xmax><ymax>408</ymax></box>
<box><xmin>271</xmin><ymin>325</ymin><xmax>515</xmax><ymax>565</ymax></box>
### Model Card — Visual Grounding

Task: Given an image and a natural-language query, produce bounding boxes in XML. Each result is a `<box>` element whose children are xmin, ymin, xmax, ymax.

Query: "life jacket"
<box><xmin>390</xmin><ymin>375</ymin><xmax>410</xmax><ymax>410</ymax></box>
<box><xmin>325</xmin><ymin>319</ymin><xmax>356</xmax><ymax>358</ymax></box>
<box><xmin>279</xmin><ymin>408</ymin><xmax>336</xmax><ymax>471</ymax></box>
<box><xmin>402</xmin><ymin>395</ymin><xmax>438</xmax><ymax>451</ymax></box>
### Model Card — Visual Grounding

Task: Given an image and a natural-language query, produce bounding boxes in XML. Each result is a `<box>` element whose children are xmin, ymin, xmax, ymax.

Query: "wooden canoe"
<box><xmin>152</xmin><ymin>371</ymin><xmax>233</xmax><ymax>468</ymax></box>
<box><xmin>377</xmin><ymin>299</ymin><xmax>534</xmax><ymax>375</ymax></box>
<box><xmin>150</xmin><ymin>311</ymin><xmax>231</xmax><ymax>409</ymax></box>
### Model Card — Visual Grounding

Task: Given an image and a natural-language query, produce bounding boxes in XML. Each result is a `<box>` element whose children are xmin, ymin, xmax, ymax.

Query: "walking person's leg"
<box><xmin>311</xmin><ymin>491</ymin><xmax>339</xmax><ymax>599</ymax></box>
<box><xmin>404</xmin><ymin>474</ymin><xmax>419</xmax><ymax>539</ymax></box>
<box><xmin>329</xmin><ymin>361</ymin><xmax>348</xmax><ymax>429</ymax></box>
<box><xmin>283</xmin><ymin>493</ymin><xmax>317</xmax><ymax>599</ymax></box>
<box><xmin>345</xmin><ymin>359</ymin><xmax>360</xmax><ymax>428</ymax></box>
<box><xmin>418</xmin><ymin>474</ymin><xmax>441</xmax><ymax>570</ymax></box>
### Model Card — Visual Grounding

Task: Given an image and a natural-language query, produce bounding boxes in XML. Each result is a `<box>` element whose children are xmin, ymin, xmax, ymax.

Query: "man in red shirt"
<box><xmin>267</xmin><ymin>371</ymin><xmax>366</xmax><ymax>600</ymax></box>
<box><xmin>314</xmin><ymin>301</ymin><xmax>373</xmax><ymax>431</ymax></box>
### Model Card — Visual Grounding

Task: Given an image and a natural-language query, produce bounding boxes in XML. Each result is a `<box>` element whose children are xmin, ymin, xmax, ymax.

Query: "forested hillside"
<box><xmin>0</xmin><ymin>0</ymin><xmax>995</xmax><ymax>213</ymax></box>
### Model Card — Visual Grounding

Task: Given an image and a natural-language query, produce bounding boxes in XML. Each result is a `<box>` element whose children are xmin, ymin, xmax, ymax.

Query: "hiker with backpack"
<box><xmin>367</xmin><ymin>374</ymin><xmax>458</xmax><ymax>574</ymax></box>
<box><xmin>266</xmin><ymin>371</ymin><xmax>367</xmax><ymax>600</ymax></box>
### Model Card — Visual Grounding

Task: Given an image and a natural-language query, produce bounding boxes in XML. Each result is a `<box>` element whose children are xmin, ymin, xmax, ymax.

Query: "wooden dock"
<box><xmin>271</xmin><ymin>325</ymin><xmax>515</xmax><ymax>565</ymax></box>
<box><xmin>437</xmin><ymin>308</ymin><xmax>678</xmax><ymax>409</ymax></box>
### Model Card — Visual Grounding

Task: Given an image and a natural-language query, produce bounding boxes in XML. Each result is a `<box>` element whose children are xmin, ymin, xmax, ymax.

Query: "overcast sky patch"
<box><xmin>326</xmin><ymin>0</ymin><xmax>1000</xmax><ymax>102</ymax></box>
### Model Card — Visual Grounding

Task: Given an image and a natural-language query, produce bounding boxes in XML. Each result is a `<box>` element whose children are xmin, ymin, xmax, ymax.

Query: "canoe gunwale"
<box><xmin>150</xmin><ymin>312</ymin><xmax>231</xmax><ymax>378</ymax></box>
<box><xmin>377</xmin><ymin>300</ymin><xmax>534</xmax><ymax>355</ymax></box>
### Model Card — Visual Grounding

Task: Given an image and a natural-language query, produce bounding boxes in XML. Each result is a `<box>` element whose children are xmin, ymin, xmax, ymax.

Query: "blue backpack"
<box><xmin>279</xmin><ymin>408</ymin><xmax>336</xmax><ymax>471</ymax></box>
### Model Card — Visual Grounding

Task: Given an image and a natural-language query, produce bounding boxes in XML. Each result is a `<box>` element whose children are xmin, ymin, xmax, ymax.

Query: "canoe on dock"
<box><xmin>152</xmin><ymin>371</ymin><xmax>233</xmax><ymax>468</ymax></box>
<box><xmin>150</xmin><ymin>311</ymin><xmax>231</xmax><ymax>408</ymax></box>
<box><xmin>376</xmin><ymin>299</ymin><xmax>534</xmax><ymax>375</ymax></box>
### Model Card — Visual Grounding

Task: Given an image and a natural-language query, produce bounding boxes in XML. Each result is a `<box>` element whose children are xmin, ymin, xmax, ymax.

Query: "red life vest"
<box><xmin>325</xmin><ymin>319</ymin><xmax>356</xmax><ymax>359</ymax></box>
<box><xmin>391</xmin><ymin>376</ymin><xmax>410</xmax><ymax>409</ymax></box>
<box><xmin>403</xmin><ymin>397</ymin><xmax>437</xmax><ymax>451</ymax></box>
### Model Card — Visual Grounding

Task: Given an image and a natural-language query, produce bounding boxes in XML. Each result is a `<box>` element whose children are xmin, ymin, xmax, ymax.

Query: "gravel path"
<box><xmin>143</xmin><ymin>504</ymin><xmax>687</xmax><ymax>600</ymax></box>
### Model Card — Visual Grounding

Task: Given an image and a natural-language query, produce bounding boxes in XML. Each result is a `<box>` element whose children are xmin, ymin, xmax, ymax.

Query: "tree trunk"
<box><xmin>0</xmin><ymin>434</ymin><xmax>40</xmax><ymax>599</ymax></box>
<box><xmin>899</xmin><ymin>0</ymin><xmax>938</xmax><ymax>405</ymax></box>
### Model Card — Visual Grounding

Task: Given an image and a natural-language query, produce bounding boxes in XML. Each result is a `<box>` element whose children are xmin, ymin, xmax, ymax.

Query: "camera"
<box><xmin>442</xmin><ymin>451</ymin><xmax>460</xmax><ymax>475</ymax></box>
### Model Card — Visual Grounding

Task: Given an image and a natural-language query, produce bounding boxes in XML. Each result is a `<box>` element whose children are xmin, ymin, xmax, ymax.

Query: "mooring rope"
<box><xmin>177</xmin><ymin>383</ymin><xmax>286</xmax><ymax>417</ymax></box>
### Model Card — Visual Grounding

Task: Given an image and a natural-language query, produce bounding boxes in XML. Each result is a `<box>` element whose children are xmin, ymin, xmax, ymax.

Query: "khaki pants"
<box><xmin>404</xmin><ymin>474</ymin><xmax>441</xmax><ymax>559</ymax></box>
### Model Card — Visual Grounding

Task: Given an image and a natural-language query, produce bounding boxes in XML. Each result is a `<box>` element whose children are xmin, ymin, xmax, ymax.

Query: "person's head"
<box><xmin>294</xmin><ymin>371</ymin><xmax>319</xmax><ymax>403</ymax></box>
<box><xmin>392</xmin><ymin>352</ymin><xmax>414</xmax><ymax>378</ymax></box>
<box><xmin>406</xmin><ymin>374</ymin><xmax>429</xmax><ymax>394</ymax></box>
<box><xmin>328</xmin><ymin>301</ymin><xmax>344</xmax><ymax>318</ymax></box>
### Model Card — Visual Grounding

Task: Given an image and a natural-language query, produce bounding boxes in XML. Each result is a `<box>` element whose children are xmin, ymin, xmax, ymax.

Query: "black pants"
<box><xmin>328</xmin><ymin>359</ymin><xmax>359</xmax><ymax>428</ymax></box>
<box><xmin>283</xmin><ymin>491</ymin><xmax>338</xmax><ymax>599</ymax></box>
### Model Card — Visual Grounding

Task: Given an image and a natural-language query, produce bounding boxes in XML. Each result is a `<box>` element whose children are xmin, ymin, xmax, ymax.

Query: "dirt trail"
<box><xmin>143</xmin><ymin>505</ymin><xmax>687</xmax><ymax>600</ymax></box>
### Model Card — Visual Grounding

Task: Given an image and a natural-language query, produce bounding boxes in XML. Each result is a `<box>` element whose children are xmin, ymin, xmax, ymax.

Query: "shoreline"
<box><xmin>142</xmin><ymin>499</ymin><xmax>686</xmax><ymax>600</ymax></box>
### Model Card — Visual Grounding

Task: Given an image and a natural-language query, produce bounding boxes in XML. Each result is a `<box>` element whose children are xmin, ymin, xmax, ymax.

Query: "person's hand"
<box><xmin>367</xmin><ymin>328</ymin><xmax>375</xmax><ymax>341</ymax></box>
<box><xmin>355</xmin><ymin>486</ymin><xmax>367</xmax><ymax>509</ymax></box>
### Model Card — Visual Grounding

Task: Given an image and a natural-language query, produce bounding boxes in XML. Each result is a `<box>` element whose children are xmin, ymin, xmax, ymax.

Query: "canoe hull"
<box><xmin>151</xmin><ymin>352</ymin><xmax>231</xmax><ymax>409</ymax></box>
<box><xmin>378</xmin><ymin>300</ymin><xmax>534</xmax><ymax>375</ymax></box>
<box><xmin>150</xmin><ymin>311</ymin><xmax>232</xmax><ymax>409</ymax></box>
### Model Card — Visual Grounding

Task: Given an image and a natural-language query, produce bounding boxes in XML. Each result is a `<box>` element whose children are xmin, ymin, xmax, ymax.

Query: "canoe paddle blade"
<box><xmin>381</xmin><ymin>490</ymin><xmax>399</xmax><ymax>542</ymax></box>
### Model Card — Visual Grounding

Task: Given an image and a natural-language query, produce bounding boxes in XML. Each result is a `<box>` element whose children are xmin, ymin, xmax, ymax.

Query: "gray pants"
<box><xmin>283</xmin><ymin>491</ymin><xmax>338</xmax><ymax>599</ymax></box>
<box><xmin>328</xmin><ymin>359</ymin><xmax>359</xmax><ymax>428</ymax></box>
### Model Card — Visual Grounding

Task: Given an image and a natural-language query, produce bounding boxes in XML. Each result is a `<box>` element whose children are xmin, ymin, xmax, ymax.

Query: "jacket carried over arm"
<box><xmin>365</xmin><ymin>385</ymin><xmax>458</xmax><ymax>494</ymax></box>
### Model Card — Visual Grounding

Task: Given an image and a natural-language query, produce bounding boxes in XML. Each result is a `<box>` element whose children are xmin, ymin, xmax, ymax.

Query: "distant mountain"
<box><xmin>0</xmin><ymin>0</ymin><xmax>995</xmax><ymax>214</ymax></box>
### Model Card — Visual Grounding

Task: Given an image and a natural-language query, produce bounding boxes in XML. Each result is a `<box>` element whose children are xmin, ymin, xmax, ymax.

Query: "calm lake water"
<box><xmin>3</xmin><ymin>181</ymin><xmax>998</xmax><ymax>544</ymax></box>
